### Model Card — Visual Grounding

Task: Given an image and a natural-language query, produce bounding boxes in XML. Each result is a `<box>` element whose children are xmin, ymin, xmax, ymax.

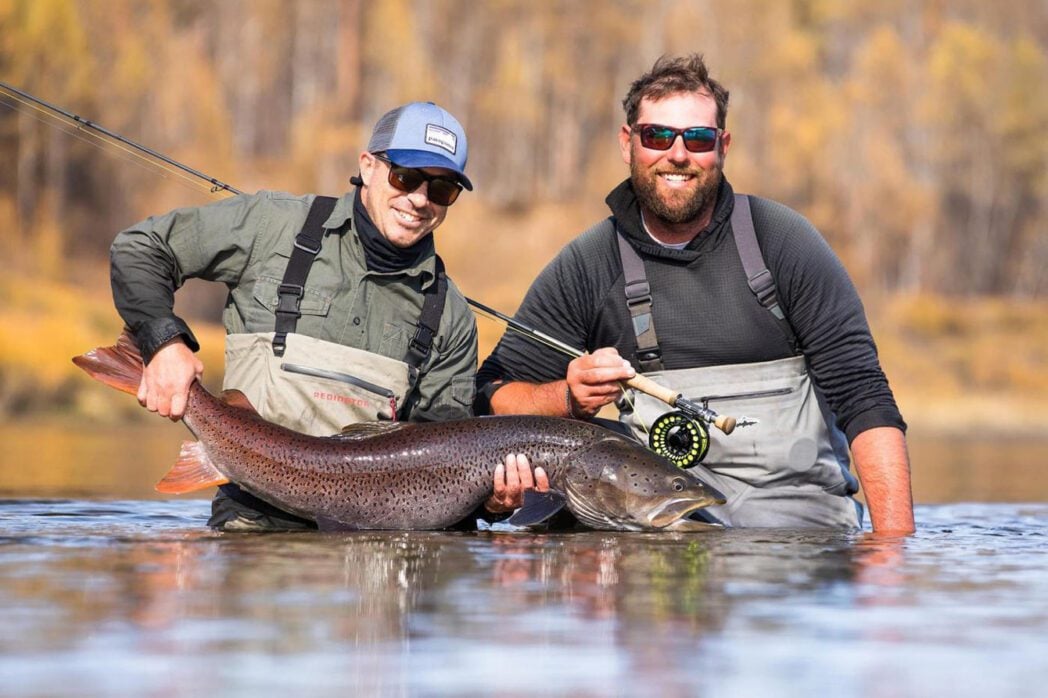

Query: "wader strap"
<box><xmin>273</xmin><ymin>195</ymin><xmax>339</xmax><ymax>357</ymax></box>
<box><xmin>731</xmin><ymin>194</ymin><xmax>798</xmax><ymax>352</ymax></box>
<box><xmin>617</xmin><ymin>232</ymin><xmax>664</xmax><ymax>372</ymax></box>
<box><xmin>405</xmin><ymin>255</ymin><xmax>447</xmax><ymax>369</ymax></box>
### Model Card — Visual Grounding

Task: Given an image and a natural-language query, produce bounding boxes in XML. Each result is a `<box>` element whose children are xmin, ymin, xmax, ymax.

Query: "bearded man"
<box><xmin>475</xmin><ymin>54</ymin><xmax>915</xmax><ymax>534</ymax></box>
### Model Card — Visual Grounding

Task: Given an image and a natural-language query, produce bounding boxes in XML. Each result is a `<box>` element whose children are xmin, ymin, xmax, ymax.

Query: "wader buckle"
<box><xmin>293</xmin><ymin>236</ymin><xmax>322</xmax><ymax>255</ymax></box>
<box><xmin>276</xmin><ymin>283</ymin><xmax>305</xmax><ymax>316</ymax></box>
<box><xmin>409</xmin><ymin>324</ymin><xmax>435</xmax><ymax>357</ymax></box>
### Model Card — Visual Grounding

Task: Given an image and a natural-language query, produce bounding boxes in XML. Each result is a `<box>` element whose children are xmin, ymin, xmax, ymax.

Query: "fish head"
<box><xmin>563</xmin><ymin>436</ymin><xmax>726</xmax><ymax>531</ymax></box>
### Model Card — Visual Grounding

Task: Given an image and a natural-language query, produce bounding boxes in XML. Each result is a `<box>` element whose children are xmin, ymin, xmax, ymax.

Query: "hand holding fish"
<box><xmin>565</xmin><ymin>347</ymin><xmax>635</xmax><ymax>418</ymax></box>
<box><xmin>485</xmin><ymin>453</ymin><xmax>550</xmax><ymax>513</ymax></box>
<box><xmin>138</xmin><ymin>339</ymin><xmax>203</xmax><ymax>421</ymax></box>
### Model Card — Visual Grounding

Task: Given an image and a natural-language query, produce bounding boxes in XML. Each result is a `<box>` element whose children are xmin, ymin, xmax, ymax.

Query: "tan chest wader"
<box><xmin>213</xmin><ymin>196</ymin><xmax>448</xmax><ymax>528</ymax></box>
<box><xmin>616</xmin><ymin>195</ymin><xmax>862</xmax><ymax>528</ymax></box>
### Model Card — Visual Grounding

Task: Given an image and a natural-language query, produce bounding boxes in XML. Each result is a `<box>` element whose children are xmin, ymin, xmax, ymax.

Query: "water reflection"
<box><xmin>1</xmin><ymin>500</ymin><xmax>1046</xmax><ymax>697</ymax></box>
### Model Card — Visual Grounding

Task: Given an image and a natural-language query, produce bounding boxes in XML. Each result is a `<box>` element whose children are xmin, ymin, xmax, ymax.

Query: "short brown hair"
<box><xmin>622</xmin><ymin>54</ymin><xmax>730</xmax><ymax>129</ymax></box>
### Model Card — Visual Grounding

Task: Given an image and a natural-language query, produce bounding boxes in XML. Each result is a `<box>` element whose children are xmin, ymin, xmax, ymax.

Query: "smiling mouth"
<box><xmin>656</xmin><ymin>172</ymin><xmax>698</xmax><ymax>188</ymax></box>
<box><xmin>393</xmin><ymin>208</ymin><xmax>426</xmax><ymax>226</ymax></box>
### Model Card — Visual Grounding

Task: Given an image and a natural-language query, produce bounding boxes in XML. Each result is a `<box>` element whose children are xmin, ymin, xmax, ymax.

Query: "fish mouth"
<box><xmin>646</xmin><ymin>498</ymin><xmax>714</xmax><ymax>529</ymax></box>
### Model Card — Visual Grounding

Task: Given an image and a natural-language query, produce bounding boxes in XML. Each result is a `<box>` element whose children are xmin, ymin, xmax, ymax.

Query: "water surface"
<box><xmin>1</xmin><ymin>499</ymin><xmax>1045</xmax><ymax>697</ymax></box>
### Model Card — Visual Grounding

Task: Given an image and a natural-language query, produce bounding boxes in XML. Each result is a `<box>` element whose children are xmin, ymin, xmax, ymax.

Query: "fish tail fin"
<box><xmin>156</xmin><ymin>440</ymin><xmax>229</xmax><ymax>494</ymax></box>
<box><xmin>71</xmin><ymin>331</ymin><xmax>144</xmax><ymax>397</ymax></box>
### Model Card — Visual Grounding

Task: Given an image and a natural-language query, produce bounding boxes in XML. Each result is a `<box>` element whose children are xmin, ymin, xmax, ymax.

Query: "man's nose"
<box><xmin>666</xmin><ymin>135</ymin><xmax>692</xmax><ymax>164</ymax></box>
<box><xmin>406</xmin><ymin>180</ymin><xmax>431</xmax><ymax>206</ymax></box>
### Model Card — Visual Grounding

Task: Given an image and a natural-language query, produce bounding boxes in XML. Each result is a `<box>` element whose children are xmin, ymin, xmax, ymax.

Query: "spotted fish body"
<box><xmin>73</xmin><ymin>334</ymin><xmax>725</xmax><ymax>531</ymax></box>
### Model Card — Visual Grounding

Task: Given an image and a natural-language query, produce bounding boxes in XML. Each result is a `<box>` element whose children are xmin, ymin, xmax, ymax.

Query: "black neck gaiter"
<box><xmin>353</xmin><ymin>187</ymin><xmax>434</xmax><ymax>273</ymax></box>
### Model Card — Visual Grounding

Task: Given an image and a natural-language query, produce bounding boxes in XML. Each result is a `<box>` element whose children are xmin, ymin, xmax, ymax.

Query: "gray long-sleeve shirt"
<box><xmin>111</xmin><ymin>189</ymin><xmax>477</xmax><ymax>422</ymax></box>
<box><xmin>477</xmin><ymin>178</ymin><xmax>905</xmax><ymax>443</ymax></box>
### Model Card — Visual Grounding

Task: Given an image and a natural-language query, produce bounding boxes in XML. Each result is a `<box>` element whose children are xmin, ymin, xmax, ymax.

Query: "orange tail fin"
<box><xmin>156</xmin><ymin>440</ymin><xmax>229</xmax><ymax>494</ymax></box>
<box><xmin>71</xmin><ymin>331</ymin><xmax>144</xmax><ymax>397</ymax></box>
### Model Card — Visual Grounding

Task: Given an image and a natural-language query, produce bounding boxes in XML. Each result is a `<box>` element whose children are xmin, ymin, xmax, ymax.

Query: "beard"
<box><xmin>630</xmin><ymin>151</ymin><xmax>723</xmax><ymax>226</ymax></box>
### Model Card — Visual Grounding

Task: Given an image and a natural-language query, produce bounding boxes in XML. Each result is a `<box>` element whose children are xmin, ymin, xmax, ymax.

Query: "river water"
<box><xmin>0</xmin><ymin>499</ymin><xmax>1045</xmax><ymax>697</ymax></box>
<box><xmin>0</xmin><ymin>421</ymin><xmax>1046</xmax><ymax>697</ymax></box>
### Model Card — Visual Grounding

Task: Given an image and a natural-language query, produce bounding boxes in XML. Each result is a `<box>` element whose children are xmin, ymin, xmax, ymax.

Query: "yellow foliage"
<box><xmin>0</xmin><ymin>270</ymin><xmax>225</xmax><ymax>418</ymax></box>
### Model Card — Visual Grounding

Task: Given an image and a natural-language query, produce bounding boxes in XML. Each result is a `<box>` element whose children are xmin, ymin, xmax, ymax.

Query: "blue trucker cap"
<box><xmin>367</xmin><ymin>102</ymin><xmax>473</xmax><ymax>191</ymax></box>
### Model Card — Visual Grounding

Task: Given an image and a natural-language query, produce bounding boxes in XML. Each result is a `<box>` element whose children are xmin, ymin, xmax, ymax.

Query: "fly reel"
<box><xmin>648</xmin><ymin>411</ymin><xmax>710</xmax><ymax>469</ymax></box>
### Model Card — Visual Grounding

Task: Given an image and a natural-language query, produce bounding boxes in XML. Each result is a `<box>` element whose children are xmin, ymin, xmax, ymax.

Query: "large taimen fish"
<box><xmin>73</xmin><ymin>334</ymin><xmax>725</xmax><ymax>531</ymax></box>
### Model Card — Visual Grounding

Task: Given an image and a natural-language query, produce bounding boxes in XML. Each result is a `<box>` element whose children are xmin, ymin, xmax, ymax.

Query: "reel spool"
<box><xmin>648</xmin><ymin>411</ymin><xmax>710</xmax><ymax>469</ymax></box>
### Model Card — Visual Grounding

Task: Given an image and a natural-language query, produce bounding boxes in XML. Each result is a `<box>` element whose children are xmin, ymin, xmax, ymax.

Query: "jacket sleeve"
<box><xmin>474</xmin><ymin>240</ymin><xmax>597</xmax><ymax>413</ymax></box>
<box><xmin>109</xmin><ymin>194</ymin><xmax>268</xmax><ymax>363</ymax></box>
<box><xmin>403</xmin><ymin>285</ymin><xmax>479</xmax><ymax>422</ymax></box>
<box><xmin>754</xmin><ymin>198</ymin><xmax>907</xmax><ymax>442</ymax></box>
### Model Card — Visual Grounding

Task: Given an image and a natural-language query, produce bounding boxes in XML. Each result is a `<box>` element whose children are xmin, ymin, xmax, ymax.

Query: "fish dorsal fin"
<box><xmin>328</xmin><ymin>421</ymin><xmax>412</xmax><ymax>441</ymax></box>
<box><xmin>220</xmin><ymin>389</ymin><xmax>259</xmax><ymax>414</ymax></box>
<box><xmin>507</xmin><ymin>489</ymin><xmax>567</xmax><ymax>527</ymax></box>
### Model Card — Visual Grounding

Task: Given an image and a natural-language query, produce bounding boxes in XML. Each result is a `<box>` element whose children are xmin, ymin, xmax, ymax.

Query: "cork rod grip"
<box><xmin>624</xmin><ymin>373</ymin><xmax>680</xmax><ymax>406</ymax></box>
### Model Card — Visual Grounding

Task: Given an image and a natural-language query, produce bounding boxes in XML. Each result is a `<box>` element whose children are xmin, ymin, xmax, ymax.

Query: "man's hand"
<box><xmin>565</xmin><ymin>347</ymin><xmax>635</xmax><ymax>418</ymax></box>
<box><xmin>485</xmin><ymin>453</ymin><xmax>550</xmax><ymax>513</ymax></box>
<box><xmin>138</xmin><ymin>338</ymin><xmax>204</xmax><ymax>421</ymax></box>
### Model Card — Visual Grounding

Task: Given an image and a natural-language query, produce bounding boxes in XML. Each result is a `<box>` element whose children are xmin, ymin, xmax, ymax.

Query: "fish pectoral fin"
<box><xmin>328</xmin><ymin>421</ymin><xmax>412</xmax><ymax>441</ymax></box>
<box><xmin>507</xmin><ymin>489</ymin><xmax>567</xmax><ymax>526</ymax></box>
<box><xmin>155</xmin><ymin>441</ymin><xmax>229</xmax><ymax>494</ymax></box>
<box><xmin>220</xmin><ymin>389</ymin><xmax>259</xmax><ymax>414</ymax></box>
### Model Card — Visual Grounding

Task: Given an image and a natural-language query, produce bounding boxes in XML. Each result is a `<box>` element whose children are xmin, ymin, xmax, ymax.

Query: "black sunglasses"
<box><xmin>633</xmin><ymin>124</ymin><xmax>721</xmax><ymax>153</ymax></box>
<box><xmin>372</xmin><ymin>153</ymin><xmax>463</xmax><ymax>206</ymax></box>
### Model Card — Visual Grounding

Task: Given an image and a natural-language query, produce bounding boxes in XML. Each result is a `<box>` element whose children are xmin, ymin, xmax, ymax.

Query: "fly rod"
<box><xmin>0</xmin><ymin>81</ymin><xmax>747</xmax><ymax>449</ymax></box>
<box><xmin>467</xmin><ymin>298</ymin><xmax>742</xmax><ymax>436</ymax></box>
<box><xmin>0</xmin><ymin>81</ymin><xmax>242</xmax><ymax>196</ymax></box>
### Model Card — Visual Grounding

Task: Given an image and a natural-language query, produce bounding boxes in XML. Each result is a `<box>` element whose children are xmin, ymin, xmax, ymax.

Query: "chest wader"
<box><xmin>616</xmin><ymin>195</ymin><xmax>862</xmax><ymax>529</ymax></box>
<box><xmin>210</xmin><ymin>196</ymin><xmax>448</xmax><ymax>530</ymax></box>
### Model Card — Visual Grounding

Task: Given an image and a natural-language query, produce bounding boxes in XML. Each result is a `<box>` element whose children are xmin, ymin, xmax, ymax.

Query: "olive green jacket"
<box><xmin>110</xmin><ymin>190</ymin><xmax>477</xmax><ymax>421</ymax></box>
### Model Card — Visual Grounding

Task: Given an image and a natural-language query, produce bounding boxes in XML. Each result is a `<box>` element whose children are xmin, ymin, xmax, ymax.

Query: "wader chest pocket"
<box><xmin>690</xmin><ymin>386</ymin><xmax>795</xmax><ymax>405</ymax></box>
<box><xmin>280</xmin><ymin>362</ymin><xmax>397</xmax><ymax>399</ymax></box>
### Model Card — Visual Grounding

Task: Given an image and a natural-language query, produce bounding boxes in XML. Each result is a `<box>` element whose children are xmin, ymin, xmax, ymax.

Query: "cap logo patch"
<box><xmin>425</xmin><ymin>124</ymin><xmax>457</xmax><ymax>155</ymax></box>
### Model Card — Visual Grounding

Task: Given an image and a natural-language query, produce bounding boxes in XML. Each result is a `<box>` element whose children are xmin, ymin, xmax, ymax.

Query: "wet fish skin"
<box><xmin>73</xmin><ymin>334</ymin><xmax>725</xmax><ymax>531</ymax></box>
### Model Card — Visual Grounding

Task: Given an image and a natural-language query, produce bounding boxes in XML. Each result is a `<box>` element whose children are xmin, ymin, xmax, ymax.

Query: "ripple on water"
<box><xmin>0</xmin><ymin>500</ymin><xmax>1045</xmax><ymax>697</ymax></box>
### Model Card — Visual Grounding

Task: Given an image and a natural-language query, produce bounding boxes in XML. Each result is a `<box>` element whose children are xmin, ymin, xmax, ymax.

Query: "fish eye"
<box><xmin>672</xmin><ymin>478</ymin><xmax>686</xmax><ymax>492</ymax></box>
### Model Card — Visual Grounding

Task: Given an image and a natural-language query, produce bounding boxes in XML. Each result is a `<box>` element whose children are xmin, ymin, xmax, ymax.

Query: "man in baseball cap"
<box><xmin>112</xmin><ymin>100</ymin><xmax>542</xmax><ymax>530</ymax></box>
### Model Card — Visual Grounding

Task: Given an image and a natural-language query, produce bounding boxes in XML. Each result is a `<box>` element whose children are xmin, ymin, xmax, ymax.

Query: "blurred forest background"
<box><xmin>0</xmin><ymin>0</ymin><xmax>1046</xmax><ymax>438</ymax></box>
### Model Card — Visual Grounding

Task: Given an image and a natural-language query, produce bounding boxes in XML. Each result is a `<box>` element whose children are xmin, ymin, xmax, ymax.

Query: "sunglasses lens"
<box><xmin>640</xmin><ymin>126</ymin><xmax>675</xmax><ymax>150</ymax></box>
<box><xmin>389</xmin><ymin>167</ymin><xmax>424</xmax><ymax>193</ymax></box>
<box><xmin>682</xmin><ymin>127</ymin><xmax>718</xmax><ymax>153</ymax></box>
<box><xmin>428</xmin><ymin>180</ymin><xmax>461</xmax><ymax>206</ymax></box>
<box><xmin>387</xmin><ymin>164</ymin><xmax>461</xmax><ymax>206</ymax></box>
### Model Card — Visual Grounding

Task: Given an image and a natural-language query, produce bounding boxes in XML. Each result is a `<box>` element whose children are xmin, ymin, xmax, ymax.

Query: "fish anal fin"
<box><xmin>155</xmin><ymin>440</ymin><xmax>229</xmax><ymax>494</ymax></box>
<box><xmin>507</xmin><ymin>489</ymin><xmax>567</xmax><ymax>526</ymax></box>
<box><xmin>220</xmin><ymin>389</ymin><xmax>258</xmax><ymax>414</ymax></box>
